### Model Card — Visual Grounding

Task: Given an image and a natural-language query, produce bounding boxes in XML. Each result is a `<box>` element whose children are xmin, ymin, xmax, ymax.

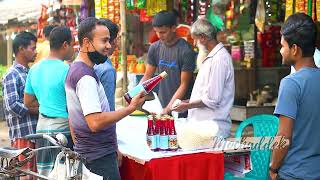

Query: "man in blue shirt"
<box><xmin>290</xmin><ymin>22</ymin><xmax>320</xmax><ymax>74</ymax></box>
<box><xmin>2</xmin><ymin>31</ymin><xmax>38</xmax><ymax>179</ymax></box>
<box><xmin>24</xmin><ymin>26</ymin><xmax>75</xmax><ymax>176</ymax></box>
<box><xmin>94</xmin><ymin>19</ymin><xmax>119</xmax><ymax>111</ymax></box>
<box><xmin>270</xmin><ymin>13</ymin><xmax>320</xmax><ymax>180</ymax></box>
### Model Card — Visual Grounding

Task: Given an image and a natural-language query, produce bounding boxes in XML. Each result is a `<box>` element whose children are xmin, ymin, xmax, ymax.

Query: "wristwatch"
<box><xmin>269</xmin><ymin>166</ymin><xmax>279</xmax><ymax>174</ymax></box>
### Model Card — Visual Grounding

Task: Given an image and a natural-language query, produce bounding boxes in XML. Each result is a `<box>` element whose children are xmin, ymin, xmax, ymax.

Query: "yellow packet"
<box><xmin>156</xmin><ymin>0</ymin><xmax>167</xmax><ymax>13</ymax></box>
<box><xmin>317</xmin><ymin>0</ymin><xmax>320</xmax><ymax>20</ymax></box>
<box><xmin>95</xmin><ymin>0</ymin><xmax>102</xmax><ymax>18</ymax></box>
<box><xmin>101</xmin><ymin>0</ymin><xmax>108</xmax><ymax>18</ymax></box>
<box><xmin>285</xmin><ymin>0</ymin><xmax>294</xmax><ymax>20</ymax></box>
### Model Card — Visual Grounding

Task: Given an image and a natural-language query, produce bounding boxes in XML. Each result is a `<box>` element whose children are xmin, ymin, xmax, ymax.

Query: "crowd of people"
<box><xmin>1</xmin><ymin>10</ymin><xmax>320</xmax><ymax>180</ymax></box>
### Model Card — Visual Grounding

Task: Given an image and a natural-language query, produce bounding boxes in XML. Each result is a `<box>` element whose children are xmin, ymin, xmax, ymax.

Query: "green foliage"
<box><xmin>0</xmin><ymin>65</ymin><xmax>8</xmax><ymax>98</ymax></box>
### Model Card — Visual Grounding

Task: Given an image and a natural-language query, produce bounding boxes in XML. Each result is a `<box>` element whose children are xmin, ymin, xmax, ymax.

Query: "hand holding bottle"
<box><xmin>128</xmin><ymin>91</ymin><xmax>146</xmax><ymax>111</ymax></box>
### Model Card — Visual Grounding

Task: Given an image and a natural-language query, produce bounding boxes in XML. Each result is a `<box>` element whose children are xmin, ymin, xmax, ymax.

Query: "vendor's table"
<box><xmin>120</xmin><ymin>152</ymin><xmax>224</xmax><ymax>180</ymax></box>
<box><xmin>117</xmin><ymin>116</ymin><xmax>250</xmax><ymax>180</ymax></box>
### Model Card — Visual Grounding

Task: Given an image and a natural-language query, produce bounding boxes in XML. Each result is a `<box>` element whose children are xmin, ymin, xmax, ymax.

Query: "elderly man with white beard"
<box><xmin>172</xmin><ymin>18</ymin><xmax>235</xmax><ymax>138</ymax></box>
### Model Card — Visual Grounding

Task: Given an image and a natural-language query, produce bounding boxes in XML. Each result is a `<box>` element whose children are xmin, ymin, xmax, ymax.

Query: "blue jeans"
<box><xmin>84</xmin><ymin>152</ymin><xmax>120</xmax><ymax>180</ymax></box>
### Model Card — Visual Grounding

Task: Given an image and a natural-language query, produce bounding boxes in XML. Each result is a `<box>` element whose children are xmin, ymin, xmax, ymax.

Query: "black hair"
<box><xmin>315</xmin><ymin>21</ymin><xmax>320</xmax><ymax>49</ymax></box>
<box><xmin>172</xmin><ymin>9</ymin><xmax>181</xmax><ymax>19</ymax></box>
<box><xmin>12</xmin><ymin>31</ymin><xmax>37</xmax><ymax>55</ymax></box>
<box><xmin>99</xmin><ymin>18</ymin><xmax>119</xmax><ymax>42</ymax></box>
<box><xmin>43</xmin><ymin>25</ymin><xmax>57</xmax><ymax>38</ymax></box>
<box><xmin>281</xmin><ymin>13</ymin><xmax>317</xmax><ymax>57</ymax></box>
<box><xmin>49</xmin><ymin>26</ymin><xmax>73</xmax><ymax>50</ymax></box>
<box><xmin>78</xmin><ymin>17</ymin><xmax>113</xmax><ymax>46</ymax></box>
<box><xmin>152</xmin><ymin>10</ymin><xmax>177</xmax><ymax>27</ymax></box>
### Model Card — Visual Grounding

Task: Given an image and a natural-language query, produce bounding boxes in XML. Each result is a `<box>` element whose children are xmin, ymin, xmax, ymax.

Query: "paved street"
<box><xmin>0</xmin><ymin>120</ymin><xmax>10</xmax><ymax>147</ymax></box>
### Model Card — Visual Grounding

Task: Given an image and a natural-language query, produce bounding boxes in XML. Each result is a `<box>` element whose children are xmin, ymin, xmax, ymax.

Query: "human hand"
<box><xmin>269</xmin><ymin>171</ymin><xmax>278</xmax><ymax>180</ymax></box>
<box><xmin>172</xmin><ymin>101</ymin><xmax>190</xmax><ymax>112</ymax></box>
<box><xmin>128</xmin><ymin>91</ymin><xmax>146</xmax><ymax>111</ymax></box>
<box><xmin>162</xmin><ymin>106</ymin><xmax>172</xmax><ymax>115</ymax></box>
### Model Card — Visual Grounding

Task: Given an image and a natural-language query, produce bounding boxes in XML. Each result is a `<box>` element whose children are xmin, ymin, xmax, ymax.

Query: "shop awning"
<box><xmin>0</xmin><ymin>0</ymin><xmax>42</xmax><ymax>25</ymax></box>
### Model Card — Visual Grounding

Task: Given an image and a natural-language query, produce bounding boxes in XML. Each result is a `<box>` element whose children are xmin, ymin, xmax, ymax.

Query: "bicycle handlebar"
<box><xmin>24</xmin><ymin>134</ymin><xmax>67</xmax><ymax>147</ymax></box>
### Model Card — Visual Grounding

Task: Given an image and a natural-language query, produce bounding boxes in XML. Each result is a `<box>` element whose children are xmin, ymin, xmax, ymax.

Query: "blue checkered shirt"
<box><xmin>2</xmin><ymin>62</ymin><xmax>38</xmax><ymax>140</ymax></box>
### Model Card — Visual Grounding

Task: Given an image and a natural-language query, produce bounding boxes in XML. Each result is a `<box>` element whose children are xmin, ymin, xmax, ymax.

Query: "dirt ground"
<box><xmin>0</xmin><ymin>120</ymin><xmax>10</xmax><ymax>147</ymax></box>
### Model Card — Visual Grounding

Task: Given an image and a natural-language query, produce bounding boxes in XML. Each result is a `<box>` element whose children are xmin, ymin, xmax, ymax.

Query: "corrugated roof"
<box><xmin>0</xmin><ymin>0</ymin><xmax>42</xmax><ymax>25</ymax></box>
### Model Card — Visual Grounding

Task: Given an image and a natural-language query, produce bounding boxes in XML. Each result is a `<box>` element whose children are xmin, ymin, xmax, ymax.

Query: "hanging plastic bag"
<box><xmin>48</xmin><ymin>152</ymin><xmax>103</xmax><ymax>180</ymax></box>
<box><xmin>48</xmin><ymin>152</ymin><xmax>67</xmax><ymax>180</ymax></box>
<box><xmin>126</xmin><ymin>0</ymin><xmax>135</xmax><ymax>10</ymax></box>
<box><xmin>255</xmin><ymin>0</ymin><xmax>265</xmax><ymax>32</ymax></box>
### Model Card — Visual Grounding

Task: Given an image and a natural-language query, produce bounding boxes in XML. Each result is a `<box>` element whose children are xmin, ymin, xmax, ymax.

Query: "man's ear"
<box><xmin>199</xmin><ymin>35</ymin><xmax>207</xmax><ymax>44</ymax></box>
<box><xmin>291</xmin><ymin>44</ymin><xmax>299</xmax><ymax>57</ymax></box>
<box><xmin>171</xmin><ymin>25</ymin><xmax>177</xmax><ymax>33</ymax></box>
<box><xmin>63</xmin><ymin>41</ymin><xmax>69</xmax><ymax>49</ymax></box>
<box><xmin>82</xmin><ymin>37</ymin><xmax>90</xmax><ymax>48</ymax></box>
<box><xmin>18</xmin><ymin>46</ymin><xmax>24</xmax><ymax>53</ymax></box>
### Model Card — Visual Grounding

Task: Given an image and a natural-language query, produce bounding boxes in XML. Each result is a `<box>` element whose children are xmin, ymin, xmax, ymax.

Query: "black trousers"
<box><xmin>84</xmin><ymin>152</ymin><xmax>120</xmax><ymax>180</ymax></box>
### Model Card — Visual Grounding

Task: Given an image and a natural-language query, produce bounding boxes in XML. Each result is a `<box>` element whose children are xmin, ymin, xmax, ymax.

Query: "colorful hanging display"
<box><xmin>198</xmin><ymin>0</ymin><xmax>209</xmax><ymax>16</ymax></box>
<box><xmin>126</xmin><ymin>0</ymin><xmax>135</xmax><ymax>10</ymax></box>
<box><xmin>295</xmin><ymin>0</ymin><xmax>307</xmax><ymax>13</ymax></box>
<box><xmin>255</xmin><ymin>0</ymin><xmax>265</xmax><ymax>32</ymax></box>
<box><xmin>94</xmin><ymin>0</ymin><xmax>120</xmax><ymax>24</ymax></box>
<box><xmin>265</xmin><ymin>0</ymin><xmax>280</xmax><ymax>24</ymax></box>
<box><xmin>146</xmin><ymin>0</ymin><xmax>167</xmax><ymax>16</ymax></box>
<box><xmin>316</xmin><ymin>0</ymin><xmax>320</xmax><ymax>20</ymax></box>
<box><xmin>140</xmin><ymin>9</ymin><xmax>152</xmax><ymax>22</ymax></box>
<box><xmin>285</xmin><ymin>0</ymin><xmax>294</xmax><ymax>20</ymax></box>
<box><xmin>185</xmin><ymin>0</ymin><xmax>195</xmax><ymax>24</ymax></box>
<box><xmin>137</xmin><ymin>0</ymin><xmax>146</xmax><ymax>9</ymax></box>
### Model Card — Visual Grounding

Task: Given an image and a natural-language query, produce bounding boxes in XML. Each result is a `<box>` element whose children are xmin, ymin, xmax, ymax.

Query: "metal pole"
<box><xmin>6</xmin><ymin>31</ymin><xmax>13</xmax><ymax>66</ymax></box>
<box><xmin>120</xmin><ymin>0</ymin><xmax>128</xmax><ymax>106</ymax></box>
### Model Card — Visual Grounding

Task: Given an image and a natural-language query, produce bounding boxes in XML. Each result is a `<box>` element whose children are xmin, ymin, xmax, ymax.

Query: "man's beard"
<box><xmin>283</xmin><ymin>57</ymin><xmax>295</xmax><ymax>66</ymax></box>
<box><xmin>196</xmin><ymin>41</ymin><xmax>209</xmax><ymax>70</ymax></box>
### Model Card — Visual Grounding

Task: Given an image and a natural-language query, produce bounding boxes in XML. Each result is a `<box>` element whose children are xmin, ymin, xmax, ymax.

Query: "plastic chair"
<box><xmin>225</xmin><ymin>114</ymin><xmax>279</xmax><ymax>180</ymax></box>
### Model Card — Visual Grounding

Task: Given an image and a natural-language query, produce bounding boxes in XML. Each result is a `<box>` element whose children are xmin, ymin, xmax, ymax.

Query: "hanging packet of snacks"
<box><xmin>137</xmin><ymin>0</ymin><xmax>146</xmax><ymax>9</ymax></box>
<box><xmin>180</xmin><ymin>0</ymin><xmax>188</xmax><ymax>22</ymax></box>
<box><xmin>140</xmin><ymin>9</ymin><xmax>152</xmax><ymax>22</ymax></box>
<box><xmin>126</xmin><ymin>0</ymin><xmax>135</xmax><ymax>10</ymax></box>
<box><xmin>114</xmin><ymin>0</ymin><xmax>120</xmax><ymax>24</ymax></box>
<box><xmin>312</xmin><ymin>0</ymin><xmax>316</xmax><ymax>20</ymax></box>
<box><xmin>198</xmin><ymin>0</ymin><xmax>208</xmax><ymax>16</ymax></box>
<box><xmin>107</xmin><ymin>0</ymin><xmax>114</xmax><ymax>21</ymax></box>
<box><xmin>317</xmin><ymin>0</ymin><xmax>320</xmax><ymax>21</ymax></box>
<box><xmin>146</xmin><ymin>0</ymin><xmax>156</xmax><ymax>16</ymax></box>
<box><xmin>95</xmin><ymin>0</ymin><xmax>102</xmax><ymax>18</ymax></box>
<box><xmin>37</xmin><ymin>5</ymin><xmax>48</xmax><ymax>38</ymax></box>
<box><xmin>80</xmin><ymin>0</ymin><xmax>89</xmax><ymax>21</ymax></box>
<box><xmin>156</xmin><ymin>0</ymin><xmax>167</xmax><ymax>13</ymax></box>
<box><xmin>306</xmin><ymin>0</ymin><xmax>313</xmax><ymax>17</ymax></box>
<box><xmin>295</xmin><ymin>0</ymin><xmax>306</xmax><ymax>13</ymax></box>
<box><xmin>285</xmin><ymin>0</ymin><xmax>294</xmax><ymax>20</ymax></box>
<box><xmin>101</xmin><ymin>0</ymin><xmax>108</xmax><ymax>18</ymax></box>
<box><xmin>185</xmin><ymin>0</ymin><xmax>195</xmax><ymax>24</ymax></box>
<box><xmin>226</xmin><ymin>0</ymin><xmax>235</xmax><ymax>29</ymax></box>
<box><xmin>255</xmin><ymin>0</ymin><xmax>265</xmax><ymax>32</ymax></box>
<box><xmin>265</xmin><ymin>0</ymin><xmax>279</xmax><ymax>24</ymax></box>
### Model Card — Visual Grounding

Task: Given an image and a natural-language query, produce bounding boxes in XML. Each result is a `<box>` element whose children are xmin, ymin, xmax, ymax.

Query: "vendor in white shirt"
<box><xmin>172</xmin><ymin>18</ymin><xmax>235</xmax><ymax>138</ymax></box>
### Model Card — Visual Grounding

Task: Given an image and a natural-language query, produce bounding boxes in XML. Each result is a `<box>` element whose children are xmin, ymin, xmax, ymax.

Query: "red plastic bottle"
<box><xmin>124</xmin><ymin>71</ymin><xmax>167</xmax><ymax>103</ymax></box>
